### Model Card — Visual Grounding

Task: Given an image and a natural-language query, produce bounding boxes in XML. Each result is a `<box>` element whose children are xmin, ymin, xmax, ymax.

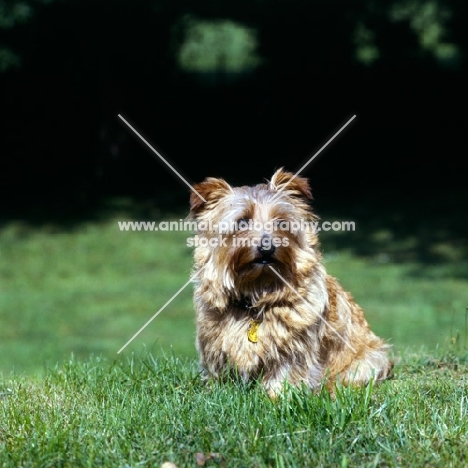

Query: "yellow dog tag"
<box><xmin>247</xmin><ymin>320</ymin><xmax>260</xmax><ymax>343</ymax></box>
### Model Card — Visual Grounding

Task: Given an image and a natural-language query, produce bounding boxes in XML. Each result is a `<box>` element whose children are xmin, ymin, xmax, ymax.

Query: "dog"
<box><xmin>189</xmin><ymin>168</ymin><xmax>392</xmax><ymax>397</ymax></box>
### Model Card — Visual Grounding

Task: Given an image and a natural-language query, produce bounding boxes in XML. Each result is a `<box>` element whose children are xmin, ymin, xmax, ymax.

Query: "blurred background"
<box><xmin>1</xmin><ymin>0</ymin><xmax>467</xmax><ymax>375</ymax></box>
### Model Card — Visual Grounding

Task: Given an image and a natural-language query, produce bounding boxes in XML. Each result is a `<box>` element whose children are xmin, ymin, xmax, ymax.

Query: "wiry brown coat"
<box><xmin>189</xmin><ymin>168</ymin><xmax>392</xmax><ymax>397</ymax></box>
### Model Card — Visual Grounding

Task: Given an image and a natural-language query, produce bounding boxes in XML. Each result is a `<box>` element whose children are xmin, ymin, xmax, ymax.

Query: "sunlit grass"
<box><xmin>0</xmin><ymin>213</ymin><xmax>196</xmax><ymax>375</ymax></box>
<box><xmin>1</xmin><ymin>350</ymin><xmax>467</xmax><ymax>467</ymax></box>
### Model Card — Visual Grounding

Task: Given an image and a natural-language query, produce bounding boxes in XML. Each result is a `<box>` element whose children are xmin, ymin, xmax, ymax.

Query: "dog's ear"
<box><xmin>269</xmin><ymin>168</ymin><xmax>312</xmax><ymax>199</ymax></box>
<box><xmin>190</xmin><ymin>177</ymin><xmax>232</xmax><ymax>214</ymax></box>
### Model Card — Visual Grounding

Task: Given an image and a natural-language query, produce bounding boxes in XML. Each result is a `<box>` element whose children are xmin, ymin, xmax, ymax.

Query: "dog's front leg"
<box><xmin>261</xmin><ymin>361</ymin><xmax>323</xmax><ymax>398</ymax></box>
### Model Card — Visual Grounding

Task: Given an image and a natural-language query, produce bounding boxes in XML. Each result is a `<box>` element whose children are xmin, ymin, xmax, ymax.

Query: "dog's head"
<box><xmin>189</xmin><ymin>168</ymin><xmax>322</xmax><ymax>306</ymax></box>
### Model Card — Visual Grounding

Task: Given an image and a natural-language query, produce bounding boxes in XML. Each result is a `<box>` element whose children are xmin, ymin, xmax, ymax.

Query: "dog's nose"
<box><xmin>258</xmin><ymin>235</ymin><xmax>276</xmax><ymax>257</ymax></box>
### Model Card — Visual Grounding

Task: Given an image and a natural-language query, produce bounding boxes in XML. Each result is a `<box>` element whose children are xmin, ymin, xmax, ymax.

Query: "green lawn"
<box><xmin>1</xmin><ymin>197</ymin><xmax>468</xmax><ymax>466</ymax></box>
<box><xmin>1</xmin><ymin>350</ymin><xmax>467</xmax><ymax>467</ymax></box>
<box><xmin>0</xmin><ymin>197</ymin><xmax>467</xmax><ymax>376</ymax></box>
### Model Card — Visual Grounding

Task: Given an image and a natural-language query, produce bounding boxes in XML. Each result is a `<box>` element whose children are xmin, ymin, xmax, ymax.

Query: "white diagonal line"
<box><xmin>118</xmin><ymin>114</ymin><xmax>207</xmax><ymax>203</ymax></box>
<box><xmin>117</xmin><ymin>266</ymin><xmax>205</xmax><ymax>354</ymax></box>
<box><xmin>294</xmin><ymin>114</ymin><xmax>356</xmax><ymax>176</ymax></box>
<box><xmin>267</xmin><ymin>265</ymin><xmax>357</xmax><ymax>353</ymax></box>
<box><xmin>271</xmin><ymin>115</ymin><xmax>356</xmax><ymax>202</ymax></box>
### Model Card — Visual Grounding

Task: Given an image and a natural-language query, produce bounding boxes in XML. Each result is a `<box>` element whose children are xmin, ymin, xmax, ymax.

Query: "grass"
<box><xmin>0</xmin><ymin>203</ymin><xmax>196</xmax><ymax>374</ymax></box>
<box><xmin>1</xmin><ymin>349</ymin><xmax>467</xmax><ymax>467</ymax></box>
<box><xmin>1</xmin><ymin>197</ymin><xmax>467</xmax><ymax>375</ymax></box>
<box><xmin>1</xmin><ymin>196</ymin><xmax>467</xmax><ymax>466</ymax></box>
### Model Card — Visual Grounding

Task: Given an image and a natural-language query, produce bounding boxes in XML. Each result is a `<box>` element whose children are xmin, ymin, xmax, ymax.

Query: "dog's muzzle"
<box><xmin>256</xmin><ymin>234</ymin><xmax>276</xmax><ymax>264</ymax></box>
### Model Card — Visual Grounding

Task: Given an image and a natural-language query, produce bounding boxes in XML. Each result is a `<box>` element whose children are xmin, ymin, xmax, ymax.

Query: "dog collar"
<box><xmin>230</xmin><ymin>297</ymin><xmax>253</xmax><ymax>310</ymax></box>
<box><xmin>229</xmin><ymin>298</ymin><xmax>263</xmax><ymax>343</ymax></box>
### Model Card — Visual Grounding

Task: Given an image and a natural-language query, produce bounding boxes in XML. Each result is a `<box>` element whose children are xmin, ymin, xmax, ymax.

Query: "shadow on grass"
<box><xmin>315</xmin><ymin>188</ymin><xmax>468</xmax><ymax>279</ymax></box>
<box><xmin>2</xmin><ymin>185</ymin><xmax>467</xmax><ymax>278</ymax></box>
<box><xmin>0</xmin><ymin>187</ymin><xmax>191</xmax><ymax>231</ymax></box>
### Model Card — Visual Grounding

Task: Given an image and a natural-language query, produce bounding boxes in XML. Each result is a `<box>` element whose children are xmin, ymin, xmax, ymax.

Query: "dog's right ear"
<box><xmin>190</xmin><ymin>177</ymin><xmax>232</xmax><ymax>214</ymax></box>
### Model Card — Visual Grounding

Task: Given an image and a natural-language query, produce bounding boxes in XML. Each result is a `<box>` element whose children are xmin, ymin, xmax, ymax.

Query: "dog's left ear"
<box><xmin>269</xmin><ymin>168</ymin><xmax>312</xmax><ymax>199</ymax></box>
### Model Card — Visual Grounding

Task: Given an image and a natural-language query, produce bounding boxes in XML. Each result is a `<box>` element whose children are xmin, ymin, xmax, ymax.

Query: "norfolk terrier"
<box><xmin>189</xmin><ymin>168</ymin><xmax>392</xmax><ymax>397</ymax></box>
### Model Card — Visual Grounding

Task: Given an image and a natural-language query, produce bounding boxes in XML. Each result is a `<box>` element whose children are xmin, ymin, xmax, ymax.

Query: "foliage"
<box><xmin>0</xmin><ymin>0</ymin><xmax>464</xmax><ymax>74</ymax></box>
<box><xmin>0</xmin><ymin>0</ymin><xmax>55</xmax><ymax>71</ymax></box>
<box><xmin>176</xmin><ymin>16</ymin><xmax>262</xmax><ymax>74</ymax></box>
<box><xmin>389</xmin><ymin>0</ymin><xmax>459</xmax><ymax>63</ymax></box>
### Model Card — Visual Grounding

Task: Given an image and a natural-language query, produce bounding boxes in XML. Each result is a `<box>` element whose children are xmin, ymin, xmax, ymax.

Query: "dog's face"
<box><xmin>189</xmin><ymin>168</ymin><xmax>322</xmax><ymax>305</ymax></box>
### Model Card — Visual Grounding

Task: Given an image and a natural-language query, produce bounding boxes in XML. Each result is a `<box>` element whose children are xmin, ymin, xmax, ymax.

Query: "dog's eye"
<box><xmin>236</xmin><ymin>217</ymin><xmax>251</xmax><ymax>230</ymax></box>
<box><xmin>274</xmin><ymin>219</ymin><xmax>289</xmax><ymax>231</ymax></box>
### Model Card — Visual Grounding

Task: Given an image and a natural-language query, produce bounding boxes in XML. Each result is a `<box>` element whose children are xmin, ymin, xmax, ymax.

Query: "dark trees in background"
<box><xmin>1</xmin><ymin>0</ymin><xmax>466</xmax><ymax>214</ymax></box>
